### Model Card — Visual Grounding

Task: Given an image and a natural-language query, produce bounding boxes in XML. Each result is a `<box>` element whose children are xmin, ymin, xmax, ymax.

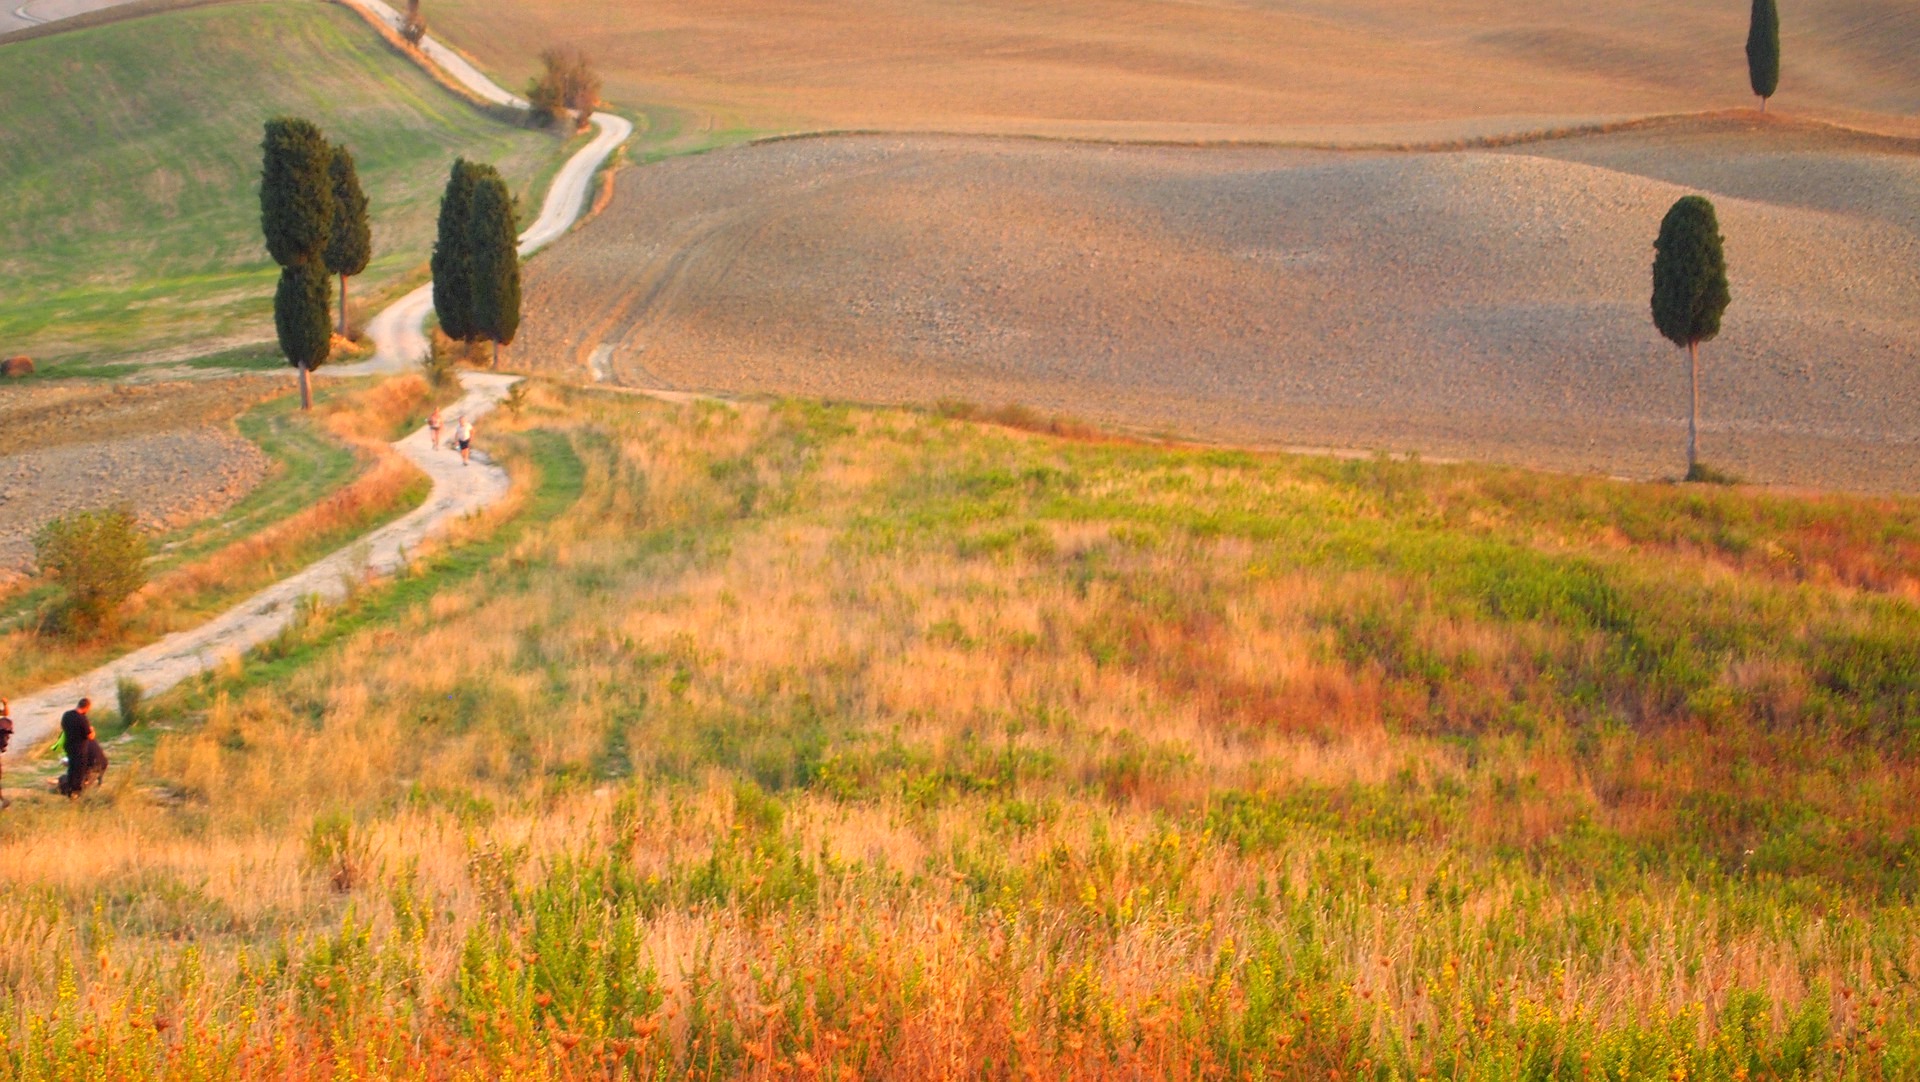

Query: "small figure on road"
<box><xmin>455</xmin><ymin>415</ymin><xmax>474</xmax><ymax>467</ymax></box>
<box><xmin>56</xmin><ymin>697</ymin><xmax>106</xmax><ymax>798</ymax></box>
<box><xmin>0</xmin><ymin>697</ymin><xmax>13</xmax><ymax>809</ymax></box>
<box><xmin>428</xmin><ymin>408</ymin><xmax>444</xmax><ymax>451</ymax></box>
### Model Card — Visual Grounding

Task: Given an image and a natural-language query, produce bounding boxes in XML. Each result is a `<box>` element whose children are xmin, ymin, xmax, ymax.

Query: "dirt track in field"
<box><xmin>514</xmin><ymin>117</ymin><xmax>1920</xmax><ymax>492</ymax></box>
<box><xmin>0</xmin><ymin>378</ymin><xmax>274</xmax><ymax>579</ymax></box>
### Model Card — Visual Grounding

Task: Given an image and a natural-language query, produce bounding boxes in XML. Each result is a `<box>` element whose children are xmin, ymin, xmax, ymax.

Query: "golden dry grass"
<box><xmin>1</xmin><ymin>384</ymin><xmax>1915</xmax><ymax>1077</ymax></box>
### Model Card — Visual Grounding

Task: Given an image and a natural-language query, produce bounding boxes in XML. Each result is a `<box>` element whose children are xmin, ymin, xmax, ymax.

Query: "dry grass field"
<box><xmin>514</xmin><ymin>117</ymin><xmax>1920</xmax><ymax>492</ymax></box>
<box><xmin>426</xmin><ymin>0</ymin><xmax>1920</xmax><ymax>140</ymax></box>
<box><xmin>2</xmin><ymin>386</ymin><xmax>1917</xmax><ymax>1077</ymax></box>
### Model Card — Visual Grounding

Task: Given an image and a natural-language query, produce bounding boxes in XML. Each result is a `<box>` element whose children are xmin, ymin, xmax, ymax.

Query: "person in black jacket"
<box><xmin>0</xmin><ymin>697</ymin><xmax>13</xmax><ymax>809</ymax></box>
<box><xmin>57</xmin><ymin>698</ymin><xmax>106</xmax><ymax>798</ymax></box>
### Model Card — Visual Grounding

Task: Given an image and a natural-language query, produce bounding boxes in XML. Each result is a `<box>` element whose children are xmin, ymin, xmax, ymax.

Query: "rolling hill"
<box><xmin>0</xmin><ymin>0</ymin><xmax>563</xmax><ymax>367</ymax></box>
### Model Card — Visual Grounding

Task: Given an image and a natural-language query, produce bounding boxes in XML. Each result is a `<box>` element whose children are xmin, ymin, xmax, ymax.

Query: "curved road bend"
<box><xmin>337</xmin><ymin>0</ymin><xmax>634</xmax><ymax>375</ymax></box>
<box><xmin>2</xmin><ymin>13</ymin><xmax>630</xmax><ymax>759</ymax></box>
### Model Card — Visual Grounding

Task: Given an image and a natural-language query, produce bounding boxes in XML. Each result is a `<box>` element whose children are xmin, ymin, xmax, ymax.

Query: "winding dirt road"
<box><xmin>2</xmin><ymin>9</ymin><xmax>628</xmax><ymax>760</ymax></box>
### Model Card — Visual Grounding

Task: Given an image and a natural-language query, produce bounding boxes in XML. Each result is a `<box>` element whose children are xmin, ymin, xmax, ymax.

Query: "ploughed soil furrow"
<box><xmin>514</xmin><ymin>122</ymin><xmax>1920</xmax><ymax>492</ymax></box>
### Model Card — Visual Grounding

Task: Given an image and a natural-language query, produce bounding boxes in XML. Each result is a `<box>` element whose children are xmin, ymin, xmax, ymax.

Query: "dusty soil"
<box><xmin>514</xmin><ymin>118</ymin><xmax>1920</xmax><ymax>492</ymax></box>
<box><xmin>430</xmin><ymin>0</ymin><xmax>1920</xmax><ymax>141</ymax></box>
<box><xmin>0</xmin><ymin>378</ymin><xmax>274</xmax><ymax>578</ymax></box>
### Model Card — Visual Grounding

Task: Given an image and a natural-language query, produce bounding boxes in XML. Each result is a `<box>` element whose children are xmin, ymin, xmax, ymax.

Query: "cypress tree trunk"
<box><xmin>338</xmin><ymin>274</ymin><xmax>348</xmax><ymax>335</ymax></box>
<box><xmin>299</xmin><ymin>363</ymin><xmax>313</xmax><ymax>411</ymax></box>
<box><xmin>1687</xmin><ymin>340</ymin><xmax>1700</xmax><ymax>475</ymax></box>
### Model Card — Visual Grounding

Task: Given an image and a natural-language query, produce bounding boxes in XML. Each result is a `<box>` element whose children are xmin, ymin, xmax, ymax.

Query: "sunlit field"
<box><xmin>2</xmin><ymin>384</ymin><xmax>1915</xmax><ymax>1078</ymax></box>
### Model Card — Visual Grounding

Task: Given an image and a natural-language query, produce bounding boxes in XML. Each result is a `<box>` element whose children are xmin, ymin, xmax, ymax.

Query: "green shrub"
<box><xmin>305</xmin><ymin>809</ymin><xmax>374</xmax><ymax>892</ymax></box>
<box><xmin>115</xmin><ymin>677</ymin><xmax>145</xmax><ymax>729</ymax></box>
<box><xmin>33</xmin><ymin>507</ymin><xmax>148</xmax><ymax>636</ymax></box>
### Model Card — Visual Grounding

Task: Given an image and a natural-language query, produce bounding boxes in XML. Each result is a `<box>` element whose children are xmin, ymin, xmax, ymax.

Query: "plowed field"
<box><xmin>427</xmin><ymin>0</ymin><xmax>1920</xmax><ymax>141</ymax></box>
<box><xmin>514</xmin><ymin>118</ymin><xmax>1920</xmax><ymax>492</ymax></box>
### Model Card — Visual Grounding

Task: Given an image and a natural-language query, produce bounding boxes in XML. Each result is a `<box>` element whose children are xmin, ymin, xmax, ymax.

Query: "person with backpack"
<box><xmin>56</xmin><ymin>698</ymin><xmax>106</xmax><ymax>798</ymax></box>
<box><xmin>0</xmin><ymin>698</ymin><xmax>13</xmax><ymax>809</ymax></box>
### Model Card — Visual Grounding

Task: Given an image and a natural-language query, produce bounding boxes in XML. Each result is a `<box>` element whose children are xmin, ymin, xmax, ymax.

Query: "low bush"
<box><xmin>33</xmin><ymin>507</ymin><xmax>148</xmax><ymax>636</ymax></box>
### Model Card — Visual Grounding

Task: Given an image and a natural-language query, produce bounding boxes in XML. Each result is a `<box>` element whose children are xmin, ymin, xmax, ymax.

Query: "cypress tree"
<box><xmin>260</xmin><ymin>118</ymin><xmax>334</xmax><ymax>268</ymax></box>
<box><xmin>1746</xmin><ymin>0</ymin><xmax>1780</xmax><ymax>111</ymax></box>
<box><xmin>261</xmin><ymin>117</ymin><xmax>336</xmax><ymax>410</ymax></box>
<box><xmin>324</xmin><ymin>145</ymin><xmax>372</xmax><ymax>335</ymax></box>
<box><xmin>1651</xmin><ymin>195</ymin><xmax>1731</xmax><ymax>479</ymax></box>
<box><xmin>274</xmin><ymin>261</ymin><xmax>333</xmax><ymax>410</ymax></box>
<box><xmin>431</xmin><ymin>159</ymin><xmax>481</xmax><ymax>343</ymax></box>
<box><xmin>466</xmin><ymin>168</ymin><xmax>522</xmax><ymax>368</ymax></box>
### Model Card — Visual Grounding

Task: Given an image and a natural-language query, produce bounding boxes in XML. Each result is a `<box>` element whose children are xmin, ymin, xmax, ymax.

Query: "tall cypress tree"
<box><xmin>1651</xmin><ymin>195</ymin><xmax>1732</xmax><ymax>480</ymax></box>
<box><xmin>325</xmin><ymin>145</ymin><xmax>372</xmax><ymax>336</ymax></box>
<box><xmin>260</xmin><ymin>117</ymin><xmax>335</xmax><ymax>409</ymax></box>
<box><xmin>274</xmin><ymin>262</ymin><xmax>333</xmax><ymax>410</ymax></box>
<box><xmin>431</xmin><ymin>159</ymin><xmax>481</xmax><ymax>344</ymax></box>
<box><xmin>466</xmin><ymin>167</ymin><xmax>522</xmax><ymax>368</ymax></box>
<box><xmin>1746</xmin><ymin>0</ymin><xmax>1780</xmax><ymax>111</ymax></box>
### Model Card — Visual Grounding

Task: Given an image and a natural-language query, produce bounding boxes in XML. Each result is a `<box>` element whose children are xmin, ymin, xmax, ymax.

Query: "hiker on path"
<box><xmin>0</xmin><ymin>698</ymin><xmax>13</xmax><ymax>809</ymax></box>
<box><xmin>429</xmin><ymin>408</ymin><xmax>444</xmax><ymax>451</ymax></box>
<box><xmin>455</xmin><ymin>415</ymin><xmax>474</xmax><ymax>467</ymax></box>
<box><xmin>57</xmin><ymin>698</ymin><xmax>106</xmax><ymax>798</ymax></box>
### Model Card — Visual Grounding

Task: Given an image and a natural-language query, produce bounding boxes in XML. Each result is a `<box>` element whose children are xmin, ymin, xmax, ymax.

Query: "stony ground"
<box><xmin>0</xmin><ymin>378</ymin><xmax>273</xmax><ymax>580</ymax></box>
<box><xmin>513</xmin><ymin>117</ymin><xmax>1920</xmax><ymax>492</ymax></box>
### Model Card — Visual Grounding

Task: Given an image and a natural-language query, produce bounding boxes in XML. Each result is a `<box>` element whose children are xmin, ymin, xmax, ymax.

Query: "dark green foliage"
<box><xmin>466</xmin><ymin>168</ymin><xmax>522</xmax><ymax>356</ymax></box>
<box><xmin>33</xmin><ymin>507</ymin><xmax>148</xmax><ymax>636</ymax></box>
<box><xmin>324</xmin><ymin>145</ymin><xmax>371</xmax><ymax>280</ymax></box>
<box><xmin>116</xmin><ymin>676</ymin><xmax>145</xmax><ymax>729</ymax></box>
<box><xmin>275</xmin><ymin>260</ymin><xmax>333</xmax><ymax>372</ymax></box>
<box><xmin>431</xmin><ymin>158</ymin><xmax>481</xmax><ymax>341</ymax></box>
<box><xmin>1651</xmin><ymin>196</ymin><xmax>1730</xmax><ymax>351</ymax></box>
<box><xmin>1747</xmin><ymin>0</ymin><xmax>1780</xmax><ymax>104</ymax></box>
<box><xmin>326</xmin><ymin>144</ymin><xmax>372</xmax><ymax>335</ymax></box>
<box><xmin>259</xmin><ymin>117</ymin><xmax>334</xmax><ymax>268</ymax></box>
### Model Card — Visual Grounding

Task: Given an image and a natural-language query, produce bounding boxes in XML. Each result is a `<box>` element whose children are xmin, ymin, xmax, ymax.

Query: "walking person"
<box><xmin>0</xmin><ymin>698</ymin><xmax>13</xmax><ymax>809</ymax></box>
<box><xmin>455</xmin><ymin>415</ymin><xmax>474</xmax><ymax>467</ymax></box>
<box><xmin>56</xmin><ymin>697</ymin><xmax>106</xmax><ymax>798</ymax></box>
<box><xmin>428</xmin><ymin>407</ymin><xmax>444</xmax><ymax>451</ymax></box>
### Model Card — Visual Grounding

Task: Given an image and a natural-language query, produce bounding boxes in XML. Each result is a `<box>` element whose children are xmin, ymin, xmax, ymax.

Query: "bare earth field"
<box><xmin>0</xmin><ymin>379</ymin><xmax>271</xmax><ymax>578</ymax></box>
<box><xmin>427</xmin><ymin>0</ymin><xmax>1920</xmax><ymax>140</ymax></box>
<box><xmin>513</xmin><ymin>117</ymin><xmax>1920</xmax><ymax>492</ymax></box>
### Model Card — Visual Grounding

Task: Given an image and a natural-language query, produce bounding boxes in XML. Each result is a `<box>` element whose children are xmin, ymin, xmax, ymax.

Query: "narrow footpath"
<box><xmin>2</xmin><ymin>13</ymin><xmax>630</xmax><ymax>758</ymax></box>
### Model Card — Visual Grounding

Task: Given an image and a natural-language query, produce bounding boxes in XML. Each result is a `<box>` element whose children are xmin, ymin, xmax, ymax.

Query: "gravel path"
<box><xmin>0</xmin><ymin>374</ymin><xmax>516</xmax><ymax>757</ymax></box>
<box><xmin>335</xmin><ymin>0</ymin><xmax>633</xmax><ymax>377</ymax></box>
<box><xmin>1</xmin><ymin>7</ymin><xmax>629</xmax><ymax>763</ymax></box>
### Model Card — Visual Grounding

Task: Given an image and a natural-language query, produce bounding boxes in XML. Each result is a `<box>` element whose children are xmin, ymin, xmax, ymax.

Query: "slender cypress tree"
<box><xmin>275</xmin><ymin>262</ymin><xmax>333</xmax><ymax>410</ymax></box>
<box><xmin>325</xmin><ymin>145</ymin><xmax>372</xmax><ymax>336</ymax></box>
<box><xmin>1747</xmin><ymin>0</ymin><xmax>1780</xmax><ymax>111</ymax></box>
<box><xmin>466</xmin><ymin>168</ymin><xmax>522</xmax><ymax>368</ymax></box>
<box><xmin>1651</xmin><ymin>196</ymin><xmax>1732</xmax><ymax>480</ymax></box>
<box><xmin>431</xmin><ymin>159</ymin><xmax>481</xmax><ymax>344</ymax></box>
<box><xmin>260</xmin><ymin>118</ymin><xmax>335</xmax><ymax>409</ymax></box>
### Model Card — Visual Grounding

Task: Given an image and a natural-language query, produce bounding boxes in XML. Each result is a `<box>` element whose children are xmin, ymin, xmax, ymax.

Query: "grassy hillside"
<box><xmin>2</xmin><ymin>387</ymin><xmax>1916</xmax><ymax>1077</ymax></box>
<box><xmin>0</xmin><ymin>0</ymin><xmax>561</xmax><ymax>366</ymax></box>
